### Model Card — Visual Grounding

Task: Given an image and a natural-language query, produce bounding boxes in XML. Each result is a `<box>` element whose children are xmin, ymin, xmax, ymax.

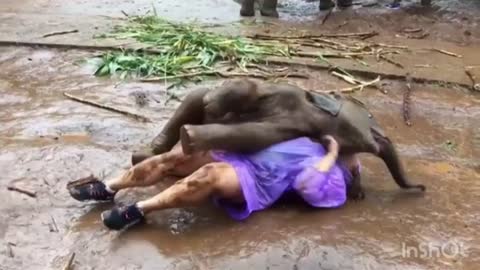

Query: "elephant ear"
<box><xmin>307</xmin><ymin>91</ymin><xmax>342</xmax><ymax>116</ymax></box>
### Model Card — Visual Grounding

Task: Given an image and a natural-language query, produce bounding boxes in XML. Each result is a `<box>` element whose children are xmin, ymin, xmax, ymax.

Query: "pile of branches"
<box><xmin>93</xmin><ymin>14</ymin><xmax>409</xmax><ymax>83</ymax></box>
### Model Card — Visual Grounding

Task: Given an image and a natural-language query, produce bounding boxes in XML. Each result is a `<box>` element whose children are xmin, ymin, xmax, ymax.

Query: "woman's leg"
<box><xmin>101</xmin><ymin>162</ymin><xmax>243</xmax><ymax>230</ymax></box>
<box><xmin>67</xmin><ymin>143</ymin><xmax>212</xmax><ymax>202</ymax></box>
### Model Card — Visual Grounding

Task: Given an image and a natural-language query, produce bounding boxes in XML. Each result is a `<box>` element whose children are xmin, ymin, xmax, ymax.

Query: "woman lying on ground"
<box><xmin>67</xmin><ymin>135</ymin><xmax>360</xmax><ymax>231</ymax></box>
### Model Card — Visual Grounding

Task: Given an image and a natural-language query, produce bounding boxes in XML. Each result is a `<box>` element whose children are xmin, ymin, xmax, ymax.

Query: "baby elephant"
<box><xmin>133</xmin><ymin>79</ymin><xmax>426</xmax><ymax>198</ymax></box>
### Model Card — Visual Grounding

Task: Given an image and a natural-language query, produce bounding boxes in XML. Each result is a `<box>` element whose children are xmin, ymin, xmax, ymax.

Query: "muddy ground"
<box><xmin>1</xmin><ymin>0</ymin><xmax>479</xmax><ymax>270</ymax></box>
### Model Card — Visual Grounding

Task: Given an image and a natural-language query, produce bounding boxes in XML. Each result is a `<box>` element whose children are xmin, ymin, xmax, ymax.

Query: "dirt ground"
<box><xmin>0</xmin><ymin>0</ymin><xmax>479</xmax><ymax>270</ymax></box>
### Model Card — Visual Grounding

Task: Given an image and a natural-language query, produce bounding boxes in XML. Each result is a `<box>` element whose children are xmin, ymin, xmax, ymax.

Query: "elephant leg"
<box><xmin>180</xmin><ymin>122</ymin><xmax>299</xmax><ymax>154</ymax></box>
<box><xmin>240</xmin><ymin>0</ymin><xmax>256</xmax><ymax>16</ymax></box>
<box><xmin>421</xmin><ymin>0</ymin><xmax>431</xmax><ymax>6</ymax></box>
<box><xmin>319</xmin><ymin>0</ymin><xmax>335</xmax><ymax>10</ymax></box>
<box><xmin>373</xmin><ymin>130</ymin><xmax>426</xmax><ymax>191</ymax></box>
<box><xmin>132</xmin><ymin>88</ymin><xmax>209</xmax><ymax>165</ymax></box>
<box><xmin>260</xmin><ymin>0</ymin><xmax>279</xmax><ymax>17</ymax></box>
<box><xmin>347</xmin><ymin>165</ymin><xmax>365</xmax><ymax>200</ymax></box>
<box><xmin>337</xmin><ymin>0</ymin><xmax>353</xmax><ymax>8</ymax></box>
<box><xmin>340</xmin><ymin>154</ymin><xmax>365</xmax><ymax>200</ymax></box>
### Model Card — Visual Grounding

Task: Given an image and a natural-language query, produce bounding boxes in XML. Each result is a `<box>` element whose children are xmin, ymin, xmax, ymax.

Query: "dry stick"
<box><xmin>325</xmin><ymin>76</ymin><xmax>381</xmax><ymax>93</ymax></box>
<box><xmin>63</xmin><ymin>252</ymin><xmax>76</xmax><ymax>270</ymax></box>
<box><xmin>374</xmin><ymin>43</ymin><xmax>409</xmax><ymax>50</ymax></box>
<box><xmin>7</xmin><ymin>185</ymin><xmax>37</xmax><ymax>198</ymax></box>
<box><xmin>331</xmin><ymin>71</ymin><xmax>358</xmax><ymax>85</ymax></box>
<box><xmin>406</xmin><ymin>32</ymin><xmax>429</xmax><ymax>39</ymax></box>
<box><xmin>379</xmin><ymin>54</ymin><xmax>404</xmax><ymax>69</ymax></box>
<box><xmin>252</xmin><ymin>30</ymin><xmax>378</xmax><ymax>40</ymax></box>
<box><xmin>294</xmin><ymin>51</ymin><xmax>371</xmax><ymax>58</ymax></box>
<box><xmin>414</xmin><ymin>64</ymin><xmax>434</xmax><ymax>68</ymax></box>
<box><xmin>121</xmin><ymin>10</ymin><xmax>129</xmax><ymax>17</ymax></box>
<box><xmin>63</xmin><ymin>92</ymin><xmax>151</xmax><ymax>123</ymax></box>
<box><xmin>403</xmin><ymin>74</ymin><xmax>413</xmax><ymax>126</ymax></box>
<box><xmin>262</xmin><ymin>56</ymin><xmax>471</xmax><ymax>89</ymax></box>
<box><xmin>50</xmin><ymin>216</ymin><xmax>59</xmax><ymax>232</ymax></box>
<box><xmin>431</xmin><ymin>48</ymin><xmax>463</xmax><ymax>58</ymax></box>
<box><xmin>6</xmin><ymin>243</ymin><xmax>14</xmax><ymax>258</ymax></box>
<box><xmin>403</xmin><ymin>27</ymin><xmax>423</xmax><ymax>33</ymax></box>
<box><xmin>140</xmin><ymin>70</ymin><xmax>309</xmax><ymax>82</ymax></box>
<box><xmin>465</xmin><ymin>69</ymin><xmax>480</xmax><ymax>92</ymax></box>
<box><xmin>42</xmin><ymin>30</ymin><xmax>79</xmax><ymax>38</ymax></box>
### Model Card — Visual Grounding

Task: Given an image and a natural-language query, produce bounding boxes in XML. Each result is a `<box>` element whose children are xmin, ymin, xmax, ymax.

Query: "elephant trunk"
<box><xmin>374</xmin><ymin>130</ymin><xmax>426</xmax><ymax>191</ymax></box>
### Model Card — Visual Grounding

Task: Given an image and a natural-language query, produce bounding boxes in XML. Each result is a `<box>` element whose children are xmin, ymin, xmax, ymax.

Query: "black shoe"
<box><xmin>67</xmin><ymin>175</ymin><xmax>116</xmax><ymax>202</ymax></box>
<box><xmin>101</xmin><ymin>204</ymin><xmax>145</xmax><ymax>230</ymax></box>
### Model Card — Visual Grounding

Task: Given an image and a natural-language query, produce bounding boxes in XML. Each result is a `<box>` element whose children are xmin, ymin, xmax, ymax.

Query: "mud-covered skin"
<box><xmin>134</xmin><ymin>79</ymin><xmax>425</xmax><ymax>195</ymax></box>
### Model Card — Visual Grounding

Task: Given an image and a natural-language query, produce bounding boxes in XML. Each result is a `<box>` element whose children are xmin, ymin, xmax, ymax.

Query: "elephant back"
<box><xmin>307</xmin><ymin>91</ymin><xmax>386</xmax><ymax>153</ymax></box>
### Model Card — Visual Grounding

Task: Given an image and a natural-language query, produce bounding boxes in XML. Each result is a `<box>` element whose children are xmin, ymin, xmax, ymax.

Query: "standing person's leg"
<box><xmin>67</xmin><ymin>143</ymin><xmax>212</xmax><ymax>202</ymax></box>
<box><xmin>101</xmin><ymin>162</ymin><xmax>243</xmax><ymax>230</ymax></box>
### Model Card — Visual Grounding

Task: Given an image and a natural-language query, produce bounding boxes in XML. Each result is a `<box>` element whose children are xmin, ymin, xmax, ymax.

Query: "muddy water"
<box><xmin>0</xmin><ymin>45</ymin><xmax>479</xmax><ymax>270</ymax></box>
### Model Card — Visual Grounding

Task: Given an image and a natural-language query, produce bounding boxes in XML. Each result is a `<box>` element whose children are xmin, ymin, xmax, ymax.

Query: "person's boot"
<box><xmin>101</xmin><ymin>204</ymin><xmax>145</xmax><ymax>230</ymax></box>
<box><xmin>260</xmin><ymin>0</ymin><xmax>279</xmax><ymax>17</ymax></box>
<box><xmin>319</xmin><ymin>0</ymin><xmax>335</xmax><ymax>10</ymax></box>
<box><xmin>337</xmin><ymin>0</ymin><xmax>353</xmax><ymax>9</ymax></box>
<box><xmin>240</xmin><ymin>0</ymin><xmax>255</xmax><ymax>16</ymax></box>
<box><xmin>67</xmin><ymin>175</ymin><xmax>116</xmax><ymax>202</ymax></box>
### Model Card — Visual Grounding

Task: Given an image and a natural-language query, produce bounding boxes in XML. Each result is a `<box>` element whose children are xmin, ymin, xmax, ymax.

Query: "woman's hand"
<box><xmin>321</xmin><ymin>135</ymin><xmax>339</xmax><ymax>155</ymax></box>
<box><xmin>314</xmin><ymin>135</ymin><xmax>339</xmax><ymax>172</ymax></box>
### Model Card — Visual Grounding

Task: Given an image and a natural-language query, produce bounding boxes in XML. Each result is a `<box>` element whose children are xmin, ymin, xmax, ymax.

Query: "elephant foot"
<box><xmin>240</xmin><ymin>1</ymin><xmax>255</xmax><ymax>16</ymax></box>
<box><xmin>132</xmin><ymin>134</ymin><xmax>172</xmax><ymax>165</ymax></box>
<box><xmin>260</xmin><ymin>8</ymin><xmax>279</xmax><ymax>17</ymax></box>
<box><xmin>131</xmin><ymin>147</ymin><xmax>155</xmax><ymax>166</ymax></box>
<box><xmin>337</xmin><ymin>0</ymin><xmax>353</xmax><ymax>8</ymax></box>
<box><xmin>319</xmin><ymin>0</ymin><xmax>335</xmax><ymax>10</ymax></box>
<box><xmin>347</xmin><ymin>168</ymin><xmax>365</xmax><ymax>200</ymax></box>
<box><xmin>421</xmin><ymin>0</ymin><xmax>431</xmax><ymax>6</ymax></box>
<box><xmin>260</xmin><ymin>0</ymin><xmax>279</xmax><ymax>17</ymax></box>
<box><xmin>347</xmin><ymin>185</ymin><xmax>366</xmax><ymax>200</ymax></box>
<box><xmin>149</xmin><ymin>134</ymin><xmax>171</xmax><ymax>153</ymax></box>
<box><xmin>180</xmin><ymin>125</ymin><xmax>196</xmax><ymax>155</ymax></box>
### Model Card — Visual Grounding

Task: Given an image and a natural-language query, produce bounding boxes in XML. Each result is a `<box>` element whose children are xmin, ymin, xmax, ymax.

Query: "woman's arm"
<box><xmin>313</xmin><ymin>135</ymin><xmax>339</xmax><ymax>172</ymax></box>
<box><xmin>294</xmin><ymin>135</ymin><xmax>340</xmax><ymax>191</ymax></box>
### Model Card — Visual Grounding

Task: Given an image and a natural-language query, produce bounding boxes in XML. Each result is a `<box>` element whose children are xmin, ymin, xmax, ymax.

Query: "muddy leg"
<box><xmin>132</xmin><ymin>88</ymin><xmax>209</xmax><ymax>165</ymax></box>
<box><xmin>180</xmin><ymin>122</ymin><xmax>299</xmax><ymax>154</ymax></box>
<box><xmin>374</xmin><ymin>131</ymin><xmax>426</xmax><ymax>191</ymax></box>
<box><xmin>109</xmin><ymin>144</ymin><xmax>208</xmax><ymax>191</ymax></box>
<box><xmin>137</xmin><ymin>163</ymin><xmax>242</xmax><ymax>213</ymax></box>
<box><xmin>260</xmin><ymin>0</ymin><xmax>279</xmax><ymax>17</ymax></box>
<box><xmin>240</xmin><ymin>0</ymin><xmax>255</xmax><ymax>16</ymax></box>
<box><xmin>68</xmin><ymin>143</ymin><xmax>202</xmax><ymax>202</ymax></box>
<box><xmin>101</xmin><ymin>163</ymin><xmax>242</xmax><ymax>230</ymax></box>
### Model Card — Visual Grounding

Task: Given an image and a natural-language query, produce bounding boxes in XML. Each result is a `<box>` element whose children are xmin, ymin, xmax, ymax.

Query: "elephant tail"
<box><xmin>374</xmin><ymin>130</ymin><xmax>426</xmax><ymax>191</ymax></box>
